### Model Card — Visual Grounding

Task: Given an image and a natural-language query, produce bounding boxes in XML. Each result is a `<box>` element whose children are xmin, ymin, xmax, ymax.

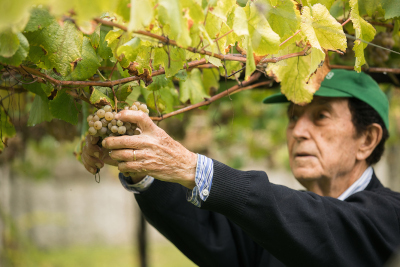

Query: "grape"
<box><xmin>139</xmin><ymin>104</ymin><xmax>148</xmax><ymax>112</ymax></box>
<box><xmin>134</xmin><ymin>101</ymin><xmax>141</xmax><ymax>107</ymax></box>
<box><xmin>87</xmin><ymin>115</ymin><xmax>94</xmax><ymax>122</ymax></box>
<box><xmin>111</xmin><ymin>119</ymin><xmax>117</xmax><ymax>126</ymax></box>
<box><xmin>124</xmin><ymin>106</ymin><xmax>129</xmax><ymax>110</ymax></box>
<box><xmin>97</xmin><ymin>109</ymin><xmax>105</xmax><ymax>118</ymax></box>
<box><xmin>125</xmin><ymin>122</ymin><xmax>132</xmax><ymax>130</ymax></box>
<box><xmin>92</xmin><ymin>115</ymin><xmax>100</xmax><ymax>121</ymax></box>
<box><xmin>118</xmin><ymin>126</ymin><xmax>126</xmax><ymax>134</ymax></box>
<box><xmin>134</xmin><ymin>128</ymin><xmax>141</xmax><ymax>135</ymax></box>
<box><xmin>94</xmin><ymin>121</ymin><xmax>102</xmax><ymax>130</ymax></box>
<box><xmin>105</xmin><ymin>112</ymin><xmax>114</xmax><ymax>121</ymax></box>
<box><xmin>104</xmin><ymin>105</ymin><xmax>112</xmax><ymax>112</ymax></box>
<box><xmin>108</xmin><ymin>123</ymin><xmax>113</xmax><ymax>130</ymax></box>
<box><xmin>109</xmin><ymin>133</ymin><xmax>116</xmax><ymax>137</ymax></box>
<box><xmin>117</xmin><ymin>120</ymin><xmax>123</xmax><ymax>127</ymax></box>
<box><xmin>111</xmin><ymin>125</ymin><xmax>119</xmax><ymax>133</ymax></box>
<box><xmin>88</xmin><ymin>127</ymin><xmax>97</xmax><ymax>135</ymax></box>
<box><xmin>99</xmin><ymin>127</ymin><xmax>108</xmax><ymax>135</ymax></box>
<box><xmin>130</xmin><ymin>105</ymin><xmax>139</xmax><ymax>111</ymax></box>
<box><xmin>101</xmin><ymin>118</ymin><xmax>108</xmax><ymax>127</ymax></box>
<box><xmin>127</xmin><ymin>129</ymin><xmax>135</xmax><ymax>136</ymax></box>
<box><xmin>89</xmin><ymin>121</ymin><xmax>94</xmax><ymax>127</ymax></box>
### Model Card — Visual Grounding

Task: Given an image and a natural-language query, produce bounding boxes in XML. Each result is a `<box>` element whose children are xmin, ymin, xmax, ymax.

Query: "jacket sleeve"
<box><xmin>134</xmin><ymin>179</ymin><xmax>267</xmax><ymax>267</ymax></box>
<box><xmin>201</xmin><ymin>160</ymin><xmax>400</xmax><ymax>267</ymax></box>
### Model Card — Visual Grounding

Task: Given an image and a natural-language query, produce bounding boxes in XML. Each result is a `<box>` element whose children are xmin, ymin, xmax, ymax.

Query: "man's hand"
<box><xmin>81</xmin><ymin>135</ymin><xmax>118</xmax><ymax>174</ymax></box>
<box><xmin>102</xmin><ymin>110</ymin><xmax>198</xmax><ymax>189</ymax></box>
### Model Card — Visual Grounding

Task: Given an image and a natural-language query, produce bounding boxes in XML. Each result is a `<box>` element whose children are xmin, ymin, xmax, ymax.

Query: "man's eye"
<box><xmin>317</xmin><ymin>113</ymin><xmax>327</xmax><ymax>120</ymax></box>
<box><xmin>289</xmin><ymin>115</ymin><xmax>299</xmax><ymax>122</ymax></box>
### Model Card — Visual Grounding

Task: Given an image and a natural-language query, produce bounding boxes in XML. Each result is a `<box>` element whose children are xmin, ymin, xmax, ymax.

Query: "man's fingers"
<box><xmin>115</xmin><ymin>110</ymin><xmax>156</xmax><ymax>133</ymax></box>
<box><xmin>118</xmin><ymin>161</ymin><xmax>146</xmax><ymax>173</ymax></box>
<box><xmin>109</xmin><ymin>149</ymin><xmax>146</xmax><ymax>162</ymax></box>
<box><xmin>82</xmin><ymin>152</ymin><xmax>104</xmax><ymax>172</ymax></box>
<box><xmin>102</xmin><ymin>135</ymin><xmax>151</xmax><ymax>150</ymax></box>
<box><xmin>90</xmin><ymin>136</ymin><xmax>100</xmax><ymax>145</ymax></box>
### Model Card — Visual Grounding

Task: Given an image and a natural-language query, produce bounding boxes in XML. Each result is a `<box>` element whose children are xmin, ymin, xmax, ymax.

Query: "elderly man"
<box><xmin>82</xmin><ymin>69</ymin><xmax>400</xmax><ymax>266</ymax></box>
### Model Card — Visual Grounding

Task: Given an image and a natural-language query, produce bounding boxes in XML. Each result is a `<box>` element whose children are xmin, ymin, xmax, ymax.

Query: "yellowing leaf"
<box><xmin>211</xmin><ymin>0</ymin><xmax>236</xmax><ymax>22</ymax></box>
<box><xmin>232</xmin><ymin>6</ymin><xmax>249</xmax><ymax>36</ymax></box>
<box><xmin>350</xmin><ymin>0</ymin><xmax>376</xmax><ymax>72</ymax></box>
<box><xmin>256</xmin><ymin>0</ymin><xmax>300</xmax><ymax>43</ymax></box>
<box><xmin>181</xmin><ymin>0</ymin><xmax>205</xmax><ymax>23</ymax></box>
<box><xmin>245</xmin><ymin>3</ymin><xmax>280</xmax><ymax>55</ymax></box>
<box><xmin>245</xmin><ymin>35</ymin><xmax>256</xmax><ymax>80</ymax></box>
<box><xmin>90</xmin><ymin>87</ymin><xmax>115</xmax><ymax>108</ymax></box>
<box><xmin>267</xmin><ymin>44</ymin><xmax>327</xmax><ymax>105</ymax></box>
<box><xmin>301</xmin><ymin>4</ymin><xmax>346</xmax><ymax>52</ymax></box>
<box><xmin>0</xmin><ymin>30</ymin><xmax>20</xmax><ymax>57</ymax></box>
<box><xmin>128</xmin><ymin>0</ymin><xmax>153</xmax><ymax>31</ymax></box>
<box><xmin>307</xmin><ymin>0</ymin><xmax>335</xmax><ymax>10</ymax></box>
<box><xmin>179</xmin><ymin>68</ymin><xmax>209</xmax><ymax>104</ymax></box>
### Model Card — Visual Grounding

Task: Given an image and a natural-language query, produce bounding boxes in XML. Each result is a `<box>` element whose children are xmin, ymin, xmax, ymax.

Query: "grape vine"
<box><xmin>0</xmin><ymin>0</ymin><xmax>400</xmax><ymax>154</ymax></box>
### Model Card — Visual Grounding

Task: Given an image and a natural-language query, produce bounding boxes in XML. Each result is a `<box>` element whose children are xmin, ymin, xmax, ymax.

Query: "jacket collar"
<box><xmin>364</xmin><ymin>170</ymin><xmax>384</xmax><ymax>191</ymax></box>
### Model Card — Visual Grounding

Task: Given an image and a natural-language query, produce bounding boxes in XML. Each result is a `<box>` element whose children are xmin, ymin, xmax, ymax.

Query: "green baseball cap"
<box><xmin>263</xmin><ymin>69</ymin><xmax>389</xmax><ymax>129</ymax></box>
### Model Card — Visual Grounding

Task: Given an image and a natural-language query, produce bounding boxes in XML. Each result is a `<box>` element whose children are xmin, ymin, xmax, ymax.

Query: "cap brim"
<box><xmin>262</xmin><ymin>86</ymin><xmax>354</xmax><ymax>104</ymax></box>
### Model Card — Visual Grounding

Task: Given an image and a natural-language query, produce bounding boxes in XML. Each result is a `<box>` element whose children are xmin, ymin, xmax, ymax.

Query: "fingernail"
<box><xmin>90</xmin><ymin>167</ymin><xmax>95</xmax><ymax>173</ymax></box>
<box><xmin>102</xmin><ymin>139</ymin><xmax>106</xmax><ymax>147</ymax></box>
<box><xmin>94</xmin><ymin>152</ymin><xmax>99</xmax><ymax>158</ymax></box>
<box><xmin>95</xmin><ymin>163</ymin><xmax>102</xmax><ymax>169</ymax></box>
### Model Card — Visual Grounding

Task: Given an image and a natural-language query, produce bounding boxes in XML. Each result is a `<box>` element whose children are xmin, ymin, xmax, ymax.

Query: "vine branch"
<box><xmin>150</xmin><ymin>72</ymin><xmax>268</xmax><ymax>121</ymax></box>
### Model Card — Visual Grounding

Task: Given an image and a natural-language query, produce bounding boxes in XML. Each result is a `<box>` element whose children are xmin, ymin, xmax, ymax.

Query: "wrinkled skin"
<box><xmin>82</xmin><ymin>110</ymin><xmax>197</xmax><ymax>189</ymax></box>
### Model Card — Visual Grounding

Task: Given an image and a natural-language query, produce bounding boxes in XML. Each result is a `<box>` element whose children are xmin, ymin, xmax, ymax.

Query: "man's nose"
<box><xmin>291</xmin><ymin>115</ymin><xmax>312</xmax><ymax>141</ymax></box>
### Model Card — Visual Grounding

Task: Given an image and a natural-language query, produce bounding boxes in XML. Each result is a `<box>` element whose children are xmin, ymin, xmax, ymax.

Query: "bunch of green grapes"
<box><xmin>87</xmin><ymin>102</ymin><xmax>150</xmax><ymax>138</ymax></box>
<box><xmin>369</xmin><ymin>32</ymin><xmax>395</xmax><ymax>65</ymax></box>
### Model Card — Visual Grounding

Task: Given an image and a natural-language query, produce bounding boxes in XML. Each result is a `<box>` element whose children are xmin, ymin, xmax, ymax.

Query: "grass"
<box><xmin>2</xmin><ymin>243</ymin><xmax>197</xmax><ymax>267</ymax></box>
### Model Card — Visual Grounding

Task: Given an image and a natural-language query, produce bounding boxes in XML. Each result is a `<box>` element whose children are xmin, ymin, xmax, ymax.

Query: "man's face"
<box><xmin>286</xmin><ymin>97</ymin><xmax>362</xmax><ymax>182</ymax></box>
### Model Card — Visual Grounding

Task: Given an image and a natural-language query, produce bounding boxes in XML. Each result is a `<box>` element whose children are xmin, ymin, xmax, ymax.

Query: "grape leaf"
<box><xmin>382</xmin><ymin>0</ymin><xmax>400</xmax><ymax>20</ymax></box>
<box><xmin>153</xmin><ymin>47</ymin><xmax>185</xmax><ymax>77</ymax></box>
<box><xmin>159</xmin><ymin>86</ymin><xmax>179</xmax><ymax>113</ymax></box>
<box><xmin>307</xmin><ymin>0</ymin><xmax>335</xmax><ymax>10</ymax></box>
<box><xmin>49</xmin><ymin>89</ymin><xmax>81</xmax><ymax>125</ymax></box>
<box><xmin>211</xmin><ymin>0</ymin><xmax>236</xmax><ymax>21</ymax></box>
<box><xmin>147</xmin><ymin>92</ymin><xmax>167</xmax><ymax>113</ymax></box>
<box><xmin>116</xmin><ymin>0</ymin><xmax>131</xmax><ymax>22</ymax></box>
<box><xmin>41</xmin><ymin>83</ymin><xmax>54</xmax><ymax>97</ymax></box>
<box><xmin>245</xmin><ymin>3</ymin><xmax>280</xmax><ymax>55</ymax></box>
<box><xmin>90</xmin><ymin>86</ymin><xmax>115</xmax><ymax>108</ymax></box>
<box><xmin>116</xmin><ymin>81</ymin><xmax>140</xmax><ymax>101</ymax></box>
<box><xmin>174</xmin><ymin>69</ymin><xmax>188</xmax><ymax>81</ymax></box>
<box><xmin>267</xmin><ymin>44</ymin><xmax>324</xmax><ymax>105</ymax></box>
<box><xmin>66</xmin><ymin>37</ymin><xmax>101</xmax><ymax>81</ymax></box>
<box><xmin>98</xmin><ymin>28</ymin><xmax>113</xmax><ymax>60</ymax></box>
<box><xmin>202</xmin><ymin>68</ymin><xmax>220</xmax><ymax>94</ymax></box>
<box><xmin>205</xmin><ymin>12</ymin><xmax>223</xmax><ymax>39</ymax></box>
<box><xmin>350</xmin><ymin>0</ymin><xmax>376</xmax><ymax>72</ymax></box>
<box><xmin>25</xmin><ymin>20</ymin><xmax>83</xmax><ymax>76</ymax></box>
<box><xmin>245</xmin><ymin>36</ymin><xmax>256</xmax><ymax>80</ymax></box>
<box><xmin>128</xmin><ymin>0</ymin><xmax>154</xmax><ymax>31</ymax></box>
<box><xmin>232</xmin><ymin>6</ymin><xmax>249</xmax><ymax>36</ymax></box>
<box><xmin>0</xmin><ymin>33</ymin><xmax>29</xmax><ymax>66</ymax></box>
<box><xmin>89</xmin><ymin>24</ymin><xmax>101</xmax><ymax>49</ymax></box>
<box><xmin>0</xmin><ymin>107</ymin><xmax>16</xmax><ymax>152</ymax></box>
<box><xmin>256</xmin><ymin>0</ymin><xmax>300</xmax><ymax>43</ymax></box>
<box><xmin>27</xmin><ymin>95</ymin><xmax>53</xmax><ymax>126</ymax></box>
<box><xmin>24</xmin><ymin>7</ymin><xmax>53</xmax><ymax>32</ymax></box>
<box><xmin>23</xmin><ymin>82</ymin><xmax>47</xmax><ymax>98</ymax></box>
<box><xmin>158</xmin><ymin>0</ymin><xmax>192</xmax><ymax>47</ymax></box>
<box><xmin>147</xmin><ymin>74</ymin><xmax>171</xmax><ymax>91</ymax></box>
<box><xmin>219</xmin><ymin>61</ymin><xmax>243</xmax><ymax>79</ymax></box>
<box><xmin>134</xmin><ymin>46</ymin><xmax>153</xmax><ymax>75</ymax></box>
<box><xmin>301</xmin><ymin>4</ymin><xmax>346</xmax><ymax>52</ymax></box>
<box><xmin>181</xmin><ymin>0</ymin><xmax>205</xmax><ymax>23</ymax></box>
<box><xmin>179</xmin><ymin>68</ymin><xmax>210</xmax><ymax>104</ymax></box>
<box><xmin>117</xmin><ymin>37</ymin><xmax>141</xmax><ymax>63</ymax></box>
<box><xmin>125</xmin><ymin>86</ymin><xmax>143</xmax><ymax>105</ymax></box>
<box><xmin>0</xmin><ymin>30</ymin><xmax>20</xmax><ymax>58</ymax></box>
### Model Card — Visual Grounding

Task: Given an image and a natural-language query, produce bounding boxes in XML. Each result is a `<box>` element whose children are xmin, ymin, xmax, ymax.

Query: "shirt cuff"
<box><xmin>187</xmin><ymin>154</ymin><xmax>214</xmax><ymax>207</ymax></box>
<box><xmin>118</xmin><ymin>173</ymin><xmax>154</xmax><ymax>194</ymax></box>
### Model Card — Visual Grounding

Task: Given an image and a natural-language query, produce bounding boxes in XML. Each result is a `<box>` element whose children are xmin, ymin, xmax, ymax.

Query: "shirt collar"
<box><xmin>337</xmin><ymin>167</ymin><xmax>373</xmax><ymax>201</ymax></box>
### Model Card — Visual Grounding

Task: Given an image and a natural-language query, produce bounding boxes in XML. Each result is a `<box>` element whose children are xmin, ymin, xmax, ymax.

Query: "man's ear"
<box><xmin>356</xmin><ymin>123</ymin><xmax>383</xmax><ymax>161</ymax></box>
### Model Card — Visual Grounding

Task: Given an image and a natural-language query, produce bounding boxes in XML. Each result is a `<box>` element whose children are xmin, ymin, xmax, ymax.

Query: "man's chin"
<box><xmin>291</xmin><ymin>167</ymin><xmax>322</xmax><ymax>181</ymax></box>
